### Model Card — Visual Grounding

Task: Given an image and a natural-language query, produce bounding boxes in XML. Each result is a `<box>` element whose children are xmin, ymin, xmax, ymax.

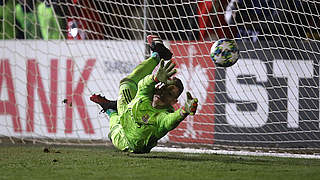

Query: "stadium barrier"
<box><xmin>0</xmin><ymin>40</ymin><xmax>319</xmax><ymax>150</ymax></box>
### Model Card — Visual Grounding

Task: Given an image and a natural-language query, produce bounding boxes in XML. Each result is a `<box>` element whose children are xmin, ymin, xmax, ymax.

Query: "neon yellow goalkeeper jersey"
<box><xmin>120</xmin><ymin>74</ymin><xmax>184</xmax><ymax>153</ymax></box>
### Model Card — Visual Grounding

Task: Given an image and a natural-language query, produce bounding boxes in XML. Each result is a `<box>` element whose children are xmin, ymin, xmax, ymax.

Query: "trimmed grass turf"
<box><xmin>0</xmin><ymin>144</ymin><xmax>320</xmax><ymax>180</ymax></box>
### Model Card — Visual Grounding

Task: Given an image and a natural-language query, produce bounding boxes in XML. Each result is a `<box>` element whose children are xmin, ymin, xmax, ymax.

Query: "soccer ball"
<box><xmin>210</xmin><ymin>39</ymin><xmax>239</xmax><ymax>67</ymax></box>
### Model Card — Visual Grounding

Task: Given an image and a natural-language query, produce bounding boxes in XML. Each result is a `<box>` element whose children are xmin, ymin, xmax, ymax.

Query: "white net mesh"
<box><xmin>0</xmin><ymin>0</ymin><xmax>320</xmax><ymax>153</ymax></box>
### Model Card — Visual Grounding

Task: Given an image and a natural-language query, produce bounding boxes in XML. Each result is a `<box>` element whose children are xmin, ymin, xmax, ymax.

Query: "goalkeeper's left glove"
<box><xmin>181</xmin><ymin>92</ymin><xmax>198</xmax><ymax>117</ymax></box>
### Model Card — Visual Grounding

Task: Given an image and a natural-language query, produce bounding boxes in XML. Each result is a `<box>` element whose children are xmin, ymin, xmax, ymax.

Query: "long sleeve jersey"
<box><xmin>120</xmin><ymin>74</ymin><xmax>185</xmax><ymax>153</ymax></box>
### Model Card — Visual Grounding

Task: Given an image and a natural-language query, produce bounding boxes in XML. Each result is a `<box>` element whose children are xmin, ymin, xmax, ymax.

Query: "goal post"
<box><xmin>0</xmin><ymin>0</ymin><xmax>320</xmax><ymax>154</ymax></box>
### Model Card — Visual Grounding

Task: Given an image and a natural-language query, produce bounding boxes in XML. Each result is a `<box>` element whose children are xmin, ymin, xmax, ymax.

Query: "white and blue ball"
<box><xmin>210</xmin><ymin>39</ymin><xmax>239</xmax><ymax>67</ymax></box>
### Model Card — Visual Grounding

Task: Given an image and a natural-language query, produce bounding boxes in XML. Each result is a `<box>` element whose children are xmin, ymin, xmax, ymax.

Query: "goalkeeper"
<box><xmin>90</xmin><ymin>35</ymin><xmax>198</xmax><ymax>153</ymax></box>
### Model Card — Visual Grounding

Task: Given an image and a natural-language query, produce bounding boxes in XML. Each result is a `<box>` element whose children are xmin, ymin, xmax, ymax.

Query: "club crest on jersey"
<box><xmin>142</xmin><ymin>114</ymin><xmax>150</xmax><ymax>123</ymax></box>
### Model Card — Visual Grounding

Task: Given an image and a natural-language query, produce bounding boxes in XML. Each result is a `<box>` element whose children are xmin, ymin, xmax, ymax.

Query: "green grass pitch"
<box><xmin>1</xmin><ymin>144</ymin><xmax>320</xmax><ymax>180</ymax></box>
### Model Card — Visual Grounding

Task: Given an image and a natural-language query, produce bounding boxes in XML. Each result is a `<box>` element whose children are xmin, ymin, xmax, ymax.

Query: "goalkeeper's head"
<box><xmin>154</xmin><ymin>77</ymin><xmax>184</xmax><ymax>107</ymax></box>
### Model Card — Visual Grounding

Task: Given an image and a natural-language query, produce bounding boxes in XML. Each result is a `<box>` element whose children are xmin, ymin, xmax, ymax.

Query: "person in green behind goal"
<box><xmin>90</xmin><ymin>35</ymin><xmax>198</xmax><ymax>153</ymax></box>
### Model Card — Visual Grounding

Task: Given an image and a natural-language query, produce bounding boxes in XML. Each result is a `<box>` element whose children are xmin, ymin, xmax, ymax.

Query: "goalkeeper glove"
<box><xmin>154</xmin><ymin>59</ymin><xmax>177</xmax><ymax>85</ymax></box>
<box><xmin>181</xmin><ymin>92</ymin><xmax>198</xmax><ymax>116</ymax></box>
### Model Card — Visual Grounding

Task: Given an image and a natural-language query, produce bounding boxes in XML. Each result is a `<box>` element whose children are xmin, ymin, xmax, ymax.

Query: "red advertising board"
<box><xmin>168</xmin><ymin>41</ymin><xmax>216</xmax><ymax>144</ymax></box>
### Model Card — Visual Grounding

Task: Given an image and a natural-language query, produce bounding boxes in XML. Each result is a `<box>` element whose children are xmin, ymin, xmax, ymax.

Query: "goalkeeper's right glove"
<box><xmin>181</xmin><ymin>92</ymin><xmax>198</xmax><ymax>116</ymax></box>
<box><xmin>154</xmin><ymin>59</ymin><xmax>177</xmax><ymax>85</ymax></box>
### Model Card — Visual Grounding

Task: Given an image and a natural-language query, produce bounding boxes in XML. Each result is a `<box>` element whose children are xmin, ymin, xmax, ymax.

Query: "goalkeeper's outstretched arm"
<box><xmin>156</xmin><ymin>91</ymin><xmax>198</xmax><ymax>134</ymax></box>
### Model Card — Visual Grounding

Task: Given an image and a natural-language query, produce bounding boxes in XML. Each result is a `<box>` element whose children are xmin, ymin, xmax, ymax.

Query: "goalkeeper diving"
<box><xmin>90</xmin><ymin>35</ymin><xmax>198</xmax><ymax>153</ymax></box>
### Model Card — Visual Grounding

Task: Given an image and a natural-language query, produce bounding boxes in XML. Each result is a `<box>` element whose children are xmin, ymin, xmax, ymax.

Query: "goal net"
<box><xmin>0</xmin><ymin>0</ymin><xmax>320</xmax><ymax>154</ymax></box>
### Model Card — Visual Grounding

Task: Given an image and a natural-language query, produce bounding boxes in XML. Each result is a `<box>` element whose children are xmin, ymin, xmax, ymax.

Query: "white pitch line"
<box><xmin>152</xmin><ymin>147</ymin><xmax>320</xmax><ymax>159</ymax></box>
